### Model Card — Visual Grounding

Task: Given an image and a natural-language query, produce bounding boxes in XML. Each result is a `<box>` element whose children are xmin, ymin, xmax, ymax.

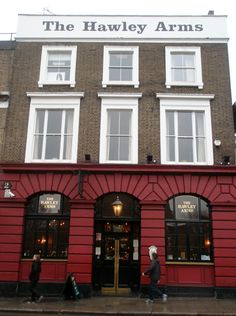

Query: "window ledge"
<box><xmin>166</xmin><ymin>261</ymin><xmax>214</xmax><ymax>265</ymax></box>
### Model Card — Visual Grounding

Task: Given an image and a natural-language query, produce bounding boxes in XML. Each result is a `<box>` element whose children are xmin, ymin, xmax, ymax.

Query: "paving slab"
<box><xmin>0</xmin><ymin>296</ymin><xmax>236</xmax><ymax>315</ymax></box>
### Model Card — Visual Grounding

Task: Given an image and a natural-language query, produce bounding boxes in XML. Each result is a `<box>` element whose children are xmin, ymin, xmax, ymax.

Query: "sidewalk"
<box><xmin>0</xmin><ymin>296</ymin><xmax>236</xmax><ymax>315</ymax></box>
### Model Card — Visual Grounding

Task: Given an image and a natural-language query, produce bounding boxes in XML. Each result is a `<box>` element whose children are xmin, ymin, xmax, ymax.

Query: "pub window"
<box><xmin>22</xmin><ymin>193</ymin><xmax>70</xmax><ymax>259</ymax></box>
<box><xmin>165</xmin><ymin>195</ymin><xmax>213</xmax><ymax>262</ymax></box>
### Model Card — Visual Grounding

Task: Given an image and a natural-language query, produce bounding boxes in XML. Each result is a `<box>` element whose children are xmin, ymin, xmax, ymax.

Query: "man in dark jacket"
<box><xmin>142</xmin><ymin>252</ymin><xmax>167</xmax><ymax>303</ymax></box>
<box><xmin>28</xmin><ymin>254</ymin><xmax>43</xmax><ymax>303</ymax></box>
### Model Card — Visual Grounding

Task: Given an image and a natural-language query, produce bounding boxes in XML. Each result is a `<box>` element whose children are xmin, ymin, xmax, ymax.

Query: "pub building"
<box><xmin>0</xmin><ymin>12</ymin><xmax>236</xmax><ymax>298</ymax></box>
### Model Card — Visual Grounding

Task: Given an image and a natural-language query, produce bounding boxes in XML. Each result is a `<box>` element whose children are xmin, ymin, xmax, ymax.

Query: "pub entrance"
<box><xmin>92</xmin><ymin>193</ymin><xmax>140</xmax><ymax>295</ymax></box>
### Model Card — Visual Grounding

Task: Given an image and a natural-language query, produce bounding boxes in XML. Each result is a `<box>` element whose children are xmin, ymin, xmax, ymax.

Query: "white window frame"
<box><xmin>102</xmin><ymin>46</ymin><xmax>139</xmax><ymax>88</ymax></box>
<box><xmin>38</xmin><ymin>45</ymin><xmax>77</xmax><ymax>87</ymax></box>
<box><xmin>157</xmin><ymin>93</ymin><xmax>214</xmax><ymax>165</ymax></box>
<box><xmin>98</xmin><ymin>93</ymin><xmax>141</xmax><ymax>164</ymax></box>
<box><xmin>165</xmin><ymin>46</ymin><xmax>203</xmax><ymax>89</ymax></box>
<box><xmin>25</xmin><ymin>92</ymin><xmax>84</xmax><ymax>163</ymax></box>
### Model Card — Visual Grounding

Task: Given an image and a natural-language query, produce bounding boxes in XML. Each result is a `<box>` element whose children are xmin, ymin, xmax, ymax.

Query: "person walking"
<box><xmin>142</xmin><ymin>252</ymin><xmax>167</xmax><ymax>303</ymax></box>
<box><xmin>28</xmin><ymin>254</ymin><xmax>43</xmax><ymax>303</ymax></box>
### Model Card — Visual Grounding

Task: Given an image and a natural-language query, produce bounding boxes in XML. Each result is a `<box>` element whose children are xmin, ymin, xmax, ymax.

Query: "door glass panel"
<box><xmin>104</xmin><ymin>237</ymin><xmax>115</xmax><ymax>261</ymax></box>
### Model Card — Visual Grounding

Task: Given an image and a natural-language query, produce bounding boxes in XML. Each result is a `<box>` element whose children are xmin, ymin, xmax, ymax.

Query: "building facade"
<box><xmin>0</xmin><ymin>14</ymin><xmax>236</xmax><ymax>298</ymax></box>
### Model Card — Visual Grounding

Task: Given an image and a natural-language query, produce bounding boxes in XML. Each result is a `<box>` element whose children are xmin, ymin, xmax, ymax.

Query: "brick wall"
<box><xmin>0</xmin><ymin>42</ymin><xmax>234</xmax><ymax>163</ymax></box>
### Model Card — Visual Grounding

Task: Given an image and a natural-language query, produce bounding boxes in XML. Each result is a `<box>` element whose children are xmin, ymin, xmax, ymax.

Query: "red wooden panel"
<box><xmin>141</xmin><ymin>237</ymin><xmax>164</xmax><ymax>247</ymax></box>
<box><xmin>212</xmin><ymin>213</ymin><xmax>236</xmax><ymax>220</ymax></box>
<box><xmin>72</xmin><ymin>273</ymin><xmax>91</xmax><ymax>284</ymax></box>
<box><xmin>142</xmin><ymin>228</ymin><xmax>165</xmax><ymax>237</ymax></box>
<box><xmin>69</xmin><ymin>245</ymin><xmax>93</xmax><ymax>255</ymax></box>
<box><xmin>0</xmin><ymin>218</ymin><xmax>23</xmax><ymax>225</ymax></box>
<box><xmin>214</xmin><ymin>248</ymin><xmax>236</xmax><ymax>257</ymax></box>
<box><xmin>70</xmin><ymin>210</ymin><xmax>94</xmax><ymax>218</ymax></box>
<box><xmin>70</xmin><ymin>218</ymin><xmax>93</xmax><ymax>227</ymax></box>
<box><xmin>19</xmin><ymin>261</ymin><xmax>67</xmax><ymax>282</ymax></box>
<box><xmin>213</xmin><ymin>221</ymin><xmax>236</xmax><ymax>230</ymax></box>
<box><xmin>0</xmin><ymin>234</ymin><xmax>22</xmax><ymax>244</ymax></box>
<box><xmin>68</xmin><ymin>254</ymin><xmax>92</xmax><ymax>264</ymax></box>
<box><xmin>67</xmin><ymin>263</ymin><xmax>92</xmax><ymax>274</ymax></box>
<box><xmin>141</xmin><ymin>210</ymin><xmax>164</xmax><ymax>219</ymax></box>
<box><xmin>0</xmin><ymin>253</ymin><xmax>20</xmax><ymax>262</ymax></box>
<box><xmin>69</xmin><ymin>235</ymin><xmax>93</xmax><ymax>245</ymax></box>
<box><xmin>215</xmin><ymin>267</ymin><xmax>236</xmax><ymax>276</ymax></box>
<box><xmin>0</xmin><ymin>262</ymin><xmax>19</xmax><ymax>271</ymax></box>
<box><xmin>166</xmin><ymin>265</ymin><xmax>214</xmax><ymax>286</ymax></box>
<box><xmin>215</xmin><ymin>277</ymin><xmax>236</xmax><ymax>287</ymax></box>
<box><xmin>214</xmin><ymin>239</ymin><xmax>236</xmax><ymax>248</ymax></box>
<box><xmin>0</xmin><ymin>226</ymin><xmax>23</xmax><ymax>234</ymax></box>
<box><xmin>141</xmin><ymin>219</ymin><xmax>164</xmax><ymax>229</ymax></box>
<box><xmin>0</xmin><ymin>272</ymin><xmax>18</xmax><ymax>281</ymax></box>
<box><xmin>0</xmin><ymin>243</ymin><xmax>21</xmax><ymax>252</ymax></box>
<box><xmin>70</xmin><ymin>227</ymin><xmax>93</xmax><ymax>236</ymax></box>
<box><xmin>0</xmin><ymin>209</ymin><xmax>24</xmax><ymax>217</ymax></box>
<box><xmin>213</xmin><ymin>230</ymin><xmax>236</xmax><ymax>239</ymax></box>
<box><xmin>215</xmin><ymin>258</ymin><xmax>236</xmax><ymax>267</ymax></box>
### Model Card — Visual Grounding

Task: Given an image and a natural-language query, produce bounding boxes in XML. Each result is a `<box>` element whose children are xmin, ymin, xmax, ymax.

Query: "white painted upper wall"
<box><xmin>15</xmin><ymin>14</ymin><xmax>228</xmax><ymax>42</ymax></box>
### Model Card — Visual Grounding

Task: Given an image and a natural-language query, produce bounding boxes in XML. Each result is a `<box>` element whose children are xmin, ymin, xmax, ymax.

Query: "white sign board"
<box><xmin>16</xmin><ymin>15</ymin><xmax>228</xmax><ymax>42</ymax></box>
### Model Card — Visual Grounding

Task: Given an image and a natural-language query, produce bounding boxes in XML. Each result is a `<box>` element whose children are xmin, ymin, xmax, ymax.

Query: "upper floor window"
<box><xmin>23</xmin><ymin>193</ymin><xmax>70</xmax><ymax>259</ymax></box>
<box><xmin>98</xmin><ymin>93</ymin><xmax>141</xmax><ymax>164</ymax></box>
<box><xmin>102</xmin><ymin>46</ymin><xmax>139</xmax><ymax>88</ymax></box>
<box><xmin>165</xmin><ymin>46</ymin><xmax>203</xmax><ymax>89</ymax></box>
<box><xmin>158</xmin><ymin>94</ymin><xmax>214</xmax><ymax>165</ymax></box>
<box><xmin>25</xmin><ymin>93</ymin><xmax>83</xmax><ymax>163</ymax></box>
<box><xmin>165</xmin><ymin>195</ymin><xmax>213</xmax><ymax>263</ymax></box>
<box><xmin>38</xmin><ymin>46</ymin><xmax>77</xmax><ymax>87</ymax></box>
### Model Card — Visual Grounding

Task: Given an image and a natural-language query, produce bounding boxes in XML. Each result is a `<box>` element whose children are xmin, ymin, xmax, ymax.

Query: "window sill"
<box><xmin>165</xmin><ymin>82</ymin><xmax>204</xmax><ymax>89</ymax></box>
<box><xmin>38</xmin><ymin>81</ymin><xmax>76</xmax><ymax>88</ymax></box>
<box><xmin>166</xmin><ymin>261</ymin><xmax>214</xmax><ymax>265</ymax></box>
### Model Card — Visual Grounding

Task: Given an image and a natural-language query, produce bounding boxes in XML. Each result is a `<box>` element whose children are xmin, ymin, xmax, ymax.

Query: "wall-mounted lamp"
<box><xmin>214</xmin><ymin>139</ymin><xmax>221</xmax><ymax>147</ymax></box>
<box><xmin>146</xmin><ymin>154</ymin><xmax>153</xmax><ymax>164</ymax></box>
<box><xmin>2</xmin><ymin>181</ymin><xmax>15</xmax><ymax>198</ymax></box>
<box><xmin>112</xmin><ymin>196</ymin><xmax>123</xmax><ymax>217</ymax></box>
<box><xmin>85</xmin><ymin>154</ymin><xmax>91</xmax><ymax>161</ymax></box>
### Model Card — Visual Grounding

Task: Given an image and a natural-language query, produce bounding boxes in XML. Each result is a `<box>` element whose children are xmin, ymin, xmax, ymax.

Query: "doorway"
<box><xmin>93</xmin><ymin>193</ymin><xmax>140</xmax><ymax>295</ymax></box>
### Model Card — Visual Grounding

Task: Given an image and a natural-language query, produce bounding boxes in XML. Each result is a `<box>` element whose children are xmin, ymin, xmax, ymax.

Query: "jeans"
<box><xmin>148</xmin><ymin>281</ymin><xmax>163</xmax><ymax>300</ymax></box>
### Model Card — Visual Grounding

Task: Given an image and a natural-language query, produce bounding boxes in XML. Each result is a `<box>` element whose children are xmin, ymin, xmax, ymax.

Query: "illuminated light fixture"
<box><xmin>213</xmin><ymin>139</ymin><xmax>221</xmax><ymax>147</ymax></box>
<box><xmin>112</xmin><ymin>196</ymin><xmax>123</xmax><ymax>217</ymax></box>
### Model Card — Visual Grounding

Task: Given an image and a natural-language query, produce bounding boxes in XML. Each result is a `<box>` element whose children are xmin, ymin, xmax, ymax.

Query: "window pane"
<box><xmin>200</xmin><ymin>200</ymin><xmax>209</xmax><ymax>219</ymax></box>
<box><xmin>109</xmin><ymin>111</ymin><xmax>119</xmax><ymax>134</ymax></box>
<box><xmin>110</xmin><ymin>53</ymin><xmax>121</xmax><ymax>66</ymax></box>
<box><xmin>189</xmin><ymin>224</ymin><xmax>199</xmax><ymax>261</ymax></box>
<box><xmin>166</xmin><ymin>136</ymin><xmax>175</xmax><ymax>161</ymax></box>
<box><xmin>196</xmin><ymin>138</ymin><xmax>206</xmax><ymax>162</ymax></box>
<box><xmin>120</xmin><ymin>111</ymin><xmax>131</xmax><ymax>135</ymax></box>
<box><xmin>63</xmin><ymin>135</ymin><xmax>72</xmax><ymax>159</ymax></box>
<box><xmin>39</xmin><ymin>194</ymin><xmax>61</xmax><ymax>214</ymax></box>
<box><xmin>179</xmin><ymin>138</ymin><xmax>193</xmax><ymax>162</ymax></box>
<box><xmin>64</xmin><ymin>110</ymin><xmax>74</xmax><ymax>134</ymax></box>
<box><xmin>121</xmin><ymin>68</ymin><xmax>132</xmax><ymax>81</ymax></box>
<box><xmin>35</xmin><ymin>111</ymin><xmax>45</xmax><ymax>133</ymax></box>
<box><xmin>177</xmin><ymin>223</ymin><xmax>187</xmax><ymax>260</ymax></box>
<box><xmin>47</xmin><ymin>111</ymin><xmax>62</xmax><ymax>134</ymax></box>
<box><xmin>45</xmin><ymin>135</ymin><xmax>60</xmax><ymax>159</ymax></box>
<box><xmin>178</xmin><ymin>112</ymin><xmax>192</xmax><ymax>136</ymax></box>
<box><xmin>185</xmin><ymin>69</ymin><xmax>195</xmax><ymax>82</ymax></box>
<box><xmin>166</xmin><ymin>111</ymin><xmax>174</xmax><ymax>135</ymax></box>
<box><xmin>120</xmin><ymin>53</ymin><xmax>132</xmax><ymax>66</ymax></box>
<box><xmin>120</xmin><ymin>137</ymin><xmax>130</xmax><ymax>160</ymax></box>
<box><xmin>175</xmin><ymin>195</ymin><xmax>199</xmax><ymax>220</ymax></box>
<box><xmin>109</xmin><ymin>68</ymin><xmax>121</xmax><ymax>81</ymax></box>
<box><xmin>108</xmin><ymin>136</ymin><xmax>119</xmax><ymax>160</ymax></box>
<box><xmin>166</xmin><ymin>223</ymin><xmax>176</xmax><ymax>260</ymax></box>
<box><xmin>47</xmin><ymin>51</ymin><xmax>71</xmax><ymax>81</ymax></box>
<box><xmin>33</xmin><ymin>135</ymin><xmax>43</xmax><ymax>159</ymax></box>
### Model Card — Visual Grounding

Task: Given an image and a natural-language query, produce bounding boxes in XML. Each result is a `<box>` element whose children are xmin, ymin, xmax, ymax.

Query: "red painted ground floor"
<box><xmin>0</xmin><ymin>163</ymin><xmax>236</xmax><ymax>297</ymax></box>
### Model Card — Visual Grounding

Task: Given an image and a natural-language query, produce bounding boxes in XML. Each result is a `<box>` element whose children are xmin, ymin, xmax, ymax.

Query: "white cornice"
<box><xmin>156</xmin><ymin>93</ymin><xmax>215</xmax><ymax>100</ymax></box>
<box><xmin>27</xmin><ymin>92</ymin><xmax>84</xmax><ymax>98</ymax></box>
<box><xmin>98</xmin><ymin>92</ymin><xmax>142</xmax><ymax>98</ymax></box>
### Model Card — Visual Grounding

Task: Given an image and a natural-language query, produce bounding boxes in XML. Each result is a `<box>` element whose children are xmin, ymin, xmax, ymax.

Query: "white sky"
<box><xmin>0</xmin><ymin>0</ymin><xmax>235</xmax><ymax>101</ymax></box>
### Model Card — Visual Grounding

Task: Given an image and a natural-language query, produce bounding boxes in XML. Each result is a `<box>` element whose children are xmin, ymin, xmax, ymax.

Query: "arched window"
<box><xmin>22</xmin><ymin>193</ymin><xmax>70</xmax><ymax>259</ymax></box>
<box><xmin>165</xmin><ymin>195</ymin><xmax>213</xmax><ymax>262</ymax></box>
